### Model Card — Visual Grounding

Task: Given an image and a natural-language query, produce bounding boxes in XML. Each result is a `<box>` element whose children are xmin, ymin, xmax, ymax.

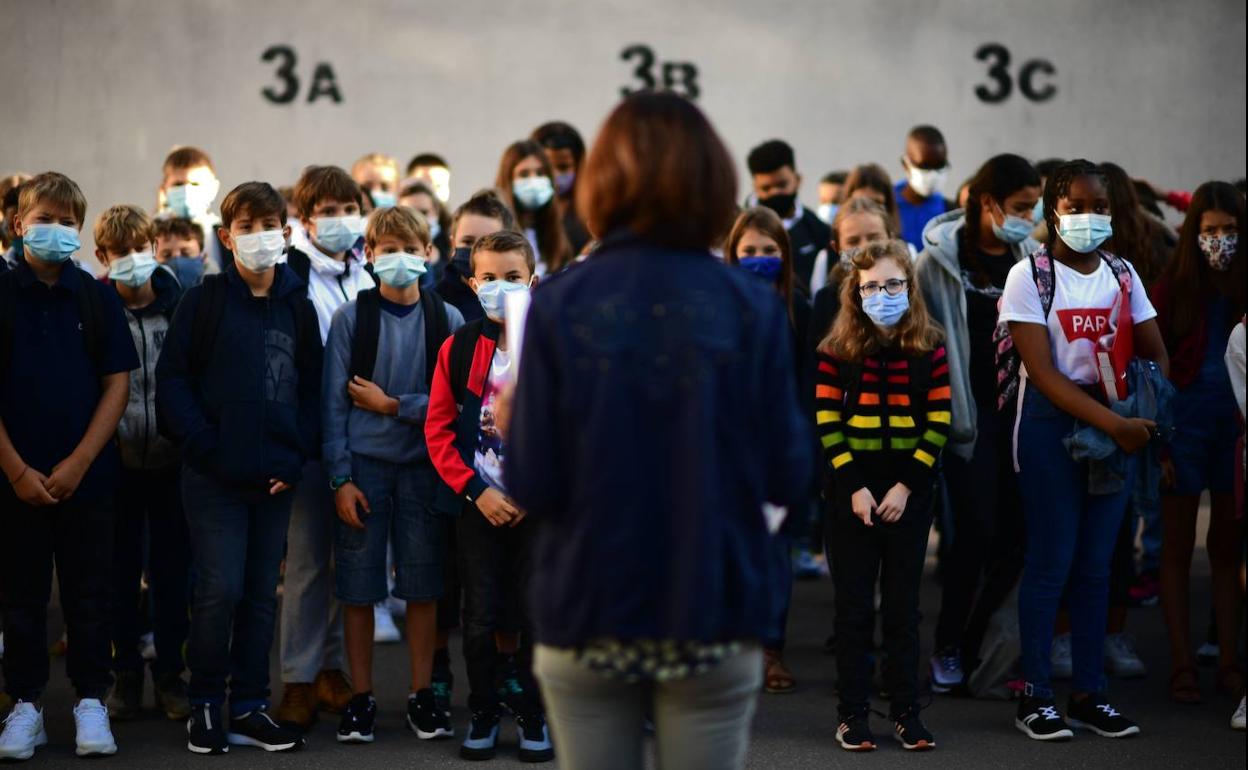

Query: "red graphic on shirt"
<box><xmin>1056</xmin><ymin>308</ymin><xmax>1113</xmax><ymax>343</ymax></box>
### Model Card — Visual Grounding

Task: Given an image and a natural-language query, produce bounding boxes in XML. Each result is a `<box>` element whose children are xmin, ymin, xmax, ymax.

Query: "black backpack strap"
<box><xmin>841</xmin><ymin>359</ymin><xmax>864</xmax><ymax>415</ymax></box>
<box><xmin>909</xmin><ymin>352</ymin><xmax>934</xmax><ymax>430</ymax></box>
<box><xmin>350</xmin><ymin>288</ymin><xmax>381</xmax><ymax>383</ymax></box>
<box><xmin>74</xmin><ymin>271</ymin><xmax>105</xmax><ymax>373</ymax></box>
<box><xmin>293</xmin><ymin>294</ymin><xmax>320</xmax><ymax>376</ymax></box>
<box><xmin>286</xmin><ymin>246</ymin><xmax>312</xmax><ymax>288</ymax></box>
<box><xmin>448</xmin><ymin>323</ymin><xmax>479</xmax><ymax>407</ymax></box>
<box><xmin>421</xmin><ymin>289</ymin><xmax>449</xmax><ymax>388</ymax></box>
<box><xmin>0</xmin><ymin>271</ymin><xmax>15</xmax><ymax>377</ymax></box>
<box><xmin>190</xmin><ymin>274</ymin><xmax>228</xmax><ymax>378</ymax></box>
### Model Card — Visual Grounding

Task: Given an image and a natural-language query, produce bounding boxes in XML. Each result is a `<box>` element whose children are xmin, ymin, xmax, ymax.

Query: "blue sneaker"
<box><xmin>516</xmin><ymin>712</ymin><xmax>554</xmax><ymax>763</ymax></box>
<box><xmin>793</xmin><ymin>549</ymin><xmax>829</xmax><ymax>580</ymax></box>
<box><xmin>460</xmin><ymin>706</ymin><xmax>500</xmax><ymax>760</ymax></box>
<box><xmin>929</xmin><ymin>647</ymin><xmax>963</xmax><ymax>693</ymax></box>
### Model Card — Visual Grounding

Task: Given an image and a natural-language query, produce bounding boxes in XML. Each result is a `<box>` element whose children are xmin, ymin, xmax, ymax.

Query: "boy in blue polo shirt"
<box><xmin>156</xmin><ymin>181</ymin><xmax>322</xmax><ymax>755</ymax></box>
<box><xmin>0</xmin><ymin>172</ymin><xmax>139</xmax><ymax>761</ymax></box>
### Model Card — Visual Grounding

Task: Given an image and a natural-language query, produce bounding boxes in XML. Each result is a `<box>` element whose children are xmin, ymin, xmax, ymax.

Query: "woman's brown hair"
<box><xmin>821</xmin><ymin>240</ymin><xmax>943</xmax><ymax>361</ymax></box>
<box><xmin>577</xmin><ymin>92</ymin><xmax>737</xmax><ymax>251</ymax></box>
<box><xmin>723</xmin><ymin>206</ymin><xmax>795</xmax><ymax>320</ymax></box>
<box><xmin>826</xmin><ymin>197</ymin><xmax>897</xmax><ymax>292</ymax></box>
<box><xmin>495</xmin><ymin>140</ymin><xmax>572</xmax><ymax>273</ymax></box>
<box><xmin>1161</xmin><ymin>180</ymin><xmax>1246</xmax><ymax>343</ymax></box>
<box><xmin>843</xmin><ymin>163</ymin><xmax>901</xmax><ymax>234</ymax></box>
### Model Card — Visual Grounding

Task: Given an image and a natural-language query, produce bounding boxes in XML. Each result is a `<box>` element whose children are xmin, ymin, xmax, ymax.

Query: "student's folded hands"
<box><xmin>11</xmin><ymin>466</ymin><xmax>58</xmax><ymax>507</ymax></box>
<box><xmin>44</xmin><ymin>454</ymin><xmax>89</xmax><ymax>502</ymax></box>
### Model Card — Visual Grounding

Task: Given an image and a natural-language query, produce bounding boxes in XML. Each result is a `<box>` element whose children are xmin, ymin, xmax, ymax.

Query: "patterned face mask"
<box><xmin>1198</xmin><ymin>232</ymin><xmax>1238</xmax><ymax>272</ymax></box>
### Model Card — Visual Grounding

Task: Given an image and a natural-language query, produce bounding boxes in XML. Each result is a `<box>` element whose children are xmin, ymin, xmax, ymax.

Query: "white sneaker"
<box><xmin>0</xmin><ymin>701</ymin><xmax>47</xmax><ymax>760</ymax></box>
<box><xmin>386</xmin><ymin>595</ymin><xmax>408</xmax><ymax>619</ymax></box>
<box><xmin>1104</xmin><ymin>633</ymin><xmax>1146</xmax><ymax>678</ymax></box>
<box><xmin>139</xmin><ymin>631</ymin><xmax>157</xmax><ymax>661</ymax></box>
<box><xmin>73</xmin><ymin>698</ymin><xmax>118</xmax><ymax>756</ymax></box>
<box><xmin>1233</xmin><ymin>697</ymin><xmax>1246</xmax><ymax>731</ymax></box>
<box><xmin>373</xmin><ymin>603</ymin><xmax>401</xmax><ymax>643</ymax></box>
<box><xmin>1050</xmin><ymin>634</ymin><xmax>1073</xmax><ymax>680</ymax></box>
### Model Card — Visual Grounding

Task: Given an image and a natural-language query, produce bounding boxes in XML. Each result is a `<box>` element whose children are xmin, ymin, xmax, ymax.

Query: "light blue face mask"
<box><xmin>372</xmin><ymin>252</ymin><xmax>428</xmax><ymax>288</ymax></box>
<box><xmin>513</xmin><ymin>176</ymin><xmax>554</xmax><ymax>211</ymax></box>
<box><xmin>990</xmin><ymin>201</ymin><xmax>1035</xmax><ymax>244</ymax></box>
<box><xmin>1056</xmin><ymin>213</ymin><xmax>1113</xmax><ymax>254</ymax></box>
<box><xmin>107</xmin><ymin>250</ymin><xmax>159</xmax><ymax>288</ymax></box>
<box><xmin>370</xmin><ymin>189</ymin><xmax>396</xmax><ymax>209</ymax></box>
<box><xmin>313</xmin><ymin>214</ymin><xmax>365</xmax><ymax>254</ymax></box>
<box><xmin>22</xmin><ymin>223</ymin><xmax>81</xmax><ymax>263</ymax></box>
<box><xmin>861</xmin><ymin>291</ymin><xmax>910</xmax><ymax>328</ymax></box>
<box><xmin>475</xmin><ymin>279</ymin><xmax>531</xmax><ymax>320</ymax></box>
<box><xmin>1032</xmin><ymin>199</ymin><xmax>1045</xmax><ymax>224</ymax></box>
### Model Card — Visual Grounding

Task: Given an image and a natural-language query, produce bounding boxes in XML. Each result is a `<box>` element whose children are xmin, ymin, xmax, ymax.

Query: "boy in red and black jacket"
<box><xmin>425</xmin><ymin>230</ymin><xmax>553</xmax><ymax>763</ymax></box>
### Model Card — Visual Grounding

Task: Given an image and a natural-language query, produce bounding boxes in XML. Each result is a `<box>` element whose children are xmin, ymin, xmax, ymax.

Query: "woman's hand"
<box><xmin>876</xmin><ymin>483</ymin><xmax>911</xmax><ymax>524</ymax></box>
<box><xmin>850</xmin><ymin>487</ymin><xmax>877</xmax><ymax>527</ymax></box>
<box><xmin>1111</xmin><ymin>416</ymin><xmax>1155</xmax><ymax>455</ymax></box>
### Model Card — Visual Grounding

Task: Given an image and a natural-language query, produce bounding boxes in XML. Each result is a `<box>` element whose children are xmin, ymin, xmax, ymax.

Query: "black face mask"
<box><xmin>450</xmin><ymin>246</ymin><xmax>473</xmax><ymax>274</ymax></box>
<box><xmin>758</xmin><ymin>192</ymin><xmax>797</xmax><ymax>218</ymax></box>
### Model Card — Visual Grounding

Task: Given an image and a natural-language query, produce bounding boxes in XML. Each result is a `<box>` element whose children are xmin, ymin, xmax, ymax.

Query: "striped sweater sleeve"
<box><xmin>898</xmin><ymin>345</ymin><xmax>952</xmax><ymax>492</ymax></box>
<box><xmin>814</xmin><ymin>351</ymin><xmax>866</xmax><ymax>495</ymax></box>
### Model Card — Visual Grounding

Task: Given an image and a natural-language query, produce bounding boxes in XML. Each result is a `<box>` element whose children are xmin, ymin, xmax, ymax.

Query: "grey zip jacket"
<box><xmin>914</xmin><ymin>209</ymin><xmax>1039</xmax><ymax>460</ymax></box>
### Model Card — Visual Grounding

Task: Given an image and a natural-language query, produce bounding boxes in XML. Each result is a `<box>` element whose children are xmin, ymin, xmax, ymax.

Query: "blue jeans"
<box><xmin>1016</xmin><ymin>385</ymin><xmax>1130</xmax><ymax>700</ymax></box>
<box><xmin>183</xmin><ymin>467</ymin><xmax>293</xmax><ymax>715</ymax></box>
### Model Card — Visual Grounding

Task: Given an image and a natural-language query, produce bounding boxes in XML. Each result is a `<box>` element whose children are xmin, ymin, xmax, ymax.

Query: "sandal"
<box><xmin>763</xmin><ymin>649</ymin><xmax>796</xmax><ymax>694</ymax></box>
<box><xmin>1168</xmin><ymin>666</ymin><xmax>1202</xmax><ymax>704</ymax></box>
<box><xmin>1217</xmin><ymin>665</ymin><xmax>1245</xmax><ymax>698</ymax></box>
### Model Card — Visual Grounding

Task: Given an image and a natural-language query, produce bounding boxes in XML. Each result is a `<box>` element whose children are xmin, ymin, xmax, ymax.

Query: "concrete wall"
<box><xmin>1</xmin><ymin>0</ymin><xmax>1244</xmax><ymax>265</ymax></box>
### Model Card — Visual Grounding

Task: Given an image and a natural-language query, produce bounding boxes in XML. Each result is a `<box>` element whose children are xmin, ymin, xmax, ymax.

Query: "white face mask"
<box><xmin>907</xmin><ymin>165</ymin><xmax>948</xmax><ymax>198</ymax></box>
<box><xmin>232</xmin><ymin>229</ymin><xmax>285</xmax><ymax>272</ymax></box>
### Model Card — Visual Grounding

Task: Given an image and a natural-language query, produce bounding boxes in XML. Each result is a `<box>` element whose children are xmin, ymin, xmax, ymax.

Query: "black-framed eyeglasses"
<box><xmin>858</xmin><ymin>279</ymin><xmax>908</xmax><ymax>298</ymax></box>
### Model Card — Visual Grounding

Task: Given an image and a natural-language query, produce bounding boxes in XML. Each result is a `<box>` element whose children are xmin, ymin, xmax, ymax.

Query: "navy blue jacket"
<box><xmin>155</xmin><ymin>264</ymin><xmax>322</xmax><ymax>495</ymax></box>
<box><xmin>506</xmin><ymin>231</ymin><xmax>814</xmax><ymax>647</ymax></box>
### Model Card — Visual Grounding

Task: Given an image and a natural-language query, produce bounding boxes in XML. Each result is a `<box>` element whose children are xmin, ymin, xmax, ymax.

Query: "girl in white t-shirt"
<box><xmin>998</xmin><ymin>160</ymin><xmax>1169</xmax><ymax>742</ymax></box>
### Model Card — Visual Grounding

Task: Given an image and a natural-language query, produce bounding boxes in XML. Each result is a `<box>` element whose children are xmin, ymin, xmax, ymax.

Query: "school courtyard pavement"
<box><xmin>26</xmin><ymin>506</ymin><xmax>1244</xmax><ymax>768</ymax></box>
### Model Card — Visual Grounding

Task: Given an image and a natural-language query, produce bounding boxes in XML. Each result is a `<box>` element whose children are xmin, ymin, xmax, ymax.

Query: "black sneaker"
<box><xmin>1067</xmin><ymin>695</ymin><xmax>1140</xmax><ymax>738</ymax></box>
<box><xmin>1015</xmin><ymin>696</ymin><xmax>1074</xmax><ymax>741</ymax></box>
<box><xmin>460</xmin><ymin>705</ymin><xmax>501</xmax><ymax>760</ymax></box>
<box><xmin>497</xmin><ymin>656</ymin><xmax>526</xmax><ymax>715</ymax></box>
<box><xmin>432</xmin><ymin>662</ymin><xmax>454</xmax><ymax>717</ymax></box>
<box><xmin>407</xmin><ymin>689</ymin><xmax>453</xmax><ymax>739</ymax></box>
<box><xmin>892</xmin><ymin>707</ymin><xmax>936</xmax><ymax>750</ymax></box>
<box><xmin>337</xmin><ymin>693</ymin><xmax>377</xmax><ymax>744</ymax></box>
<box><xmin>228</xmin><ymin>708</ymin><xmax>306</xmax><ymax>752</ymax></box>
<box><xmin>516</xmin><ymin>711</ymin><xmax>554</xmax><ymax>763</ymax></box>
<box><xmin>186</xmin><ymin>703</ymin><xmax>228</xmax><ymax>755</ymax></box>
<box><xmin>106</xmin><ymin>669</ymin><xmax>143</xmax><ymax>721</ymax></box>
<box><xmin>836</xmin><ymin>710</ymin><xmax>876</xmax><ymax>751</ymax></box>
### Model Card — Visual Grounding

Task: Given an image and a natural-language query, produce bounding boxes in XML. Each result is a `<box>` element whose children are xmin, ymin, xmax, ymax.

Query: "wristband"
<box><xmin>330</xmin><ymin>475</ymin><xmax>352</xmax><ymax>491</ymax></box>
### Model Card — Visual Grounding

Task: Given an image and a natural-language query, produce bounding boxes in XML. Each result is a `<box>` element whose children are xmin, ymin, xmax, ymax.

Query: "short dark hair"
<box><xmin>406</xmin><ymin>153</ymin><xmax>449</xmax><ymax>176</ymax></box>
<box><xmin>153</xmin><ymin>216</ymin><xmax>205</xmax><ymax>248</ymax></box>
<box><xmin>907</xmin><ymin>125</ymin><xmax>946</xmax><ymax>146</ymax></box>
<box><xmin>163</xmin><ymin>146</ymin><xmax>215</xmax><ymax>174</ymax></box>
<box><xmin>821</xmin><ymin>171</ymin><xmax>848</xmax><ymax>186</ymax></box>
<box><xmin>1035</xmin><ymin>158</ymin><xmax>1065</xmax><ymax>180</ymax></box>
<box><xmin>531</xmin><ymin>121</ymin><xmax>586</xmax><ymax>161</ymax></box>
<box><xmin>1041</xmin><ymin>159</ymin><xmax>1106</xmax><ymax>247</ymax></box>
<box><xmin>747</xmin><ymin>139</ymin><xmax>796</xmax><ymax>176</ymax></box>
<box><xmin>470</xmin><ymin>229</ymin><xmax>536</xmax><ymax>274</ymax></box>
<box><xmin>578</xmin><ymin>92</ymin><xmax>737</xmax><ymax>250</ymax></box>
<box><xmin>220</xmin><ymin>181</ymin><xmax>287</xmax><ymax>229</ymax></box>
<box><xmin>451</xmin><ymin>189</ymin><xmax>517</xmax><ymax>241</ymax></box>
<box><xmin>293</xmin><ymin>165</ymin><xmax>361</xmax><ymax>219</ymax></box>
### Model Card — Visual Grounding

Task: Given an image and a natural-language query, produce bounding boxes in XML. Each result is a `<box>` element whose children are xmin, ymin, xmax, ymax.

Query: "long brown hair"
<box><xmin>821</xmin><ymin>240</ymin><xmax>943</xmax><ymax>361</ymax></box>
<box><xmin>1101</xmin><ymin>161</ymin><xmax>1167</xmax><ymax>284</ymax></box>
<box><xmin>723</xmin><ymin>206</ymin><xmax>795</xmax><ymax>320</ymax></box>
<box><xmin>577</xmin><ymin>92</ymin><xmax>737</xmax><ymax>250</ymax></box>
<box><xmin>843</xmin><ymin>163</ymin><xmax>901</xmax><ymax>234</ymax></box>
<box><xmin>495</xmin><ymin>140</ymin><xmax>572</xmax><ymax>273</ymax></box>
<box><xmin>827</xmin><ymin>197</ymin><xmax>897</xmax><ymax>291</ymax></box>
<box><xmin>1161</xmin><ymin>180</ymin><xmax>1246</xmax><ymax>343</ymax></box>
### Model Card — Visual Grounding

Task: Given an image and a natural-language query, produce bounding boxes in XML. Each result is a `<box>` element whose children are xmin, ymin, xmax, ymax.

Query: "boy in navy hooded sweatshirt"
<box><xmin>156</xmin><ymin>181</ymin><xmax>321</xmax><ymax>755</ymax></box>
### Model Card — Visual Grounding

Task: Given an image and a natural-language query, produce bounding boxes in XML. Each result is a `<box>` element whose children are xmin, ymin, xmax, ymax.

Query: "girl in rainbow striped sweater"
<box><xmin>814</xmin><ymin>240</ymin><xmax>951</xmax><ymax>753</ymax></box>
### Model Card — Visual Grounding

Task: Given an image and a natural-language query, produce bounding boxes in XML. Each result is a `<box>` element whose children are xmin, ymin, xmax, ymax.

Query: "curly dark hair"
<box><xmin>1041</xmin><ymin>159</ymin><xmax>1106</xmax><ymax>250</ymax></box>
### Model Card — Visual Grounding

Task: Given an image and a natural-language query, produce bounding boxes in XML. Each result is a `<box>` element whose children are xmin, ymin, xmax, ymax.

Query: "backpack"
<box><xmin>348</xmin><ymin>287</ymin><xmax>449</xmax><ymax>388</ymax></box>
<box><xmin>992</xmin><ymin>248</ymin><xmax>1131</xmax><ymax>412</ymax></box>
<box><xmin>0</xmin><ymin>267</ymin><xmax>105</xmax><ymax>380</ymax></box>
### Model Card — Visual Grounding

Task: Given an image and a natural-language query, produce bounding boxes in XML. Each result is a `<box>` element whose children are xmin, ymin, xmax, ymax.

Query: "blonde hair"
<box><xmin>366</xmin><ymin>205</ymin><xmax>430</xmax><ymax>249</ymax></box>
<box><xmin>94</xmin><ymin>205</ymin><xmax>153</xmax><ymax>252</ymax></box>
<box><xmin>822</xmin><ymin>239</ymin><xmax>943</xmax><ymax>361</ymax></box>
<box><xmin>352</xmin><ymin>152</ymin><xmax>399</xmax><ymax>179</ymax></box>
<box><xmin>827</xmin><ymin>197</ymin><xmax>898</xmax><ymax>289</ymax></box>
<box><xmin>17</xmin><ymin>171</ymin><xmax>88</xmax><ymax>226</ymax></box>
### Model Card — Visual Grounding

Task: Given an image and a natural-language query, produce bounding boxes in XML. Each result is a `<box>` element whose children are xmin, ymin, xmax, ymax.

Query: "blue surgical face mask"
<box><xmin>22</xmin><ymin>223</ymin><xmax>81</xmax><ymax>263</ymax></box>
<box><xmin>990</xmin><ymin>200</ymin><xmax>1034</xmax><ymax>244</ymax></box>
<box><xmin>428</xmin><ymin>219</ymin><xmax>442</xmax><ymax>242</ymax></box>
<box><xmin>164</xmin><ymin>180</ymin><xmax>218</xmax><ymax>219</ymax></box>
<box><xmin>554</xmin><ymin>171</ymin><xmax>576</xmax><ymax>196</ymax></box>
<box><xmin>450</xmin><ymin>246</ymin><xmax>472</xmax><ymax>274</ymax></box>
<box><xmin>370</xmin><ymin>189</ymin><xmax>396</xmax><ymax>209</ymax></box>
<box><xmin>372</xmin><ymin>252</ymin><xmax>428</xmax><ymax>288</ymax></box>
<box><xmin>475</xmin><ymin>278</ymin><xmax>531</xmax><ymax>321</ymax></box>
<box><xmin>232</xmin><ymin>229</ymin><xmax>285</xmax><ymax>272</ymax></box>
<box><xmin>313</xmin><ymin>214</ymin><xmax>365</xmax><ymax>254</ymax></box>
<box><xmin>513</xmin><ymin>176</ymin><xmax>554</xmax><ymax>211</ymax></box>
<box><xmin>1056</xmin><ymin>213</ymin><xmax>1113</xmax><ymax>254</ymax></box>
<box><xmin>1032</xmin><ymin>199</ymin><xmax>1045</xmax><ymax>224</ymax></box>
<box><xmin>108</xmin><ymin>250</ymin><xmax>159</xmax><ymax>288</ymax></box>
<box><xmin>738</xmin><ymin>255</ymin><xmax>783</xmax><ymax>282</ymax></box>
<box><xmin>817</xmin><ymin>203</ymin><xmax>838</xmax><ymax>224</ymax></box>
<box><xmin>861</xmin><ymin>291</ymin><xmax>910</xmax><ymax>328</ymax></box>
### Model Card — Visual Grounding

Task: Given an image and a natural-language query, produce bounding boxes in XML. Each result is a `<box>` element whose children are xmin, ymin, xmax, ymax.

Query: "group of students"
<box><xmin>0</xmin><ymin>109</ymin><xmax>1243</xmax><ymax>764</ymax></box>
